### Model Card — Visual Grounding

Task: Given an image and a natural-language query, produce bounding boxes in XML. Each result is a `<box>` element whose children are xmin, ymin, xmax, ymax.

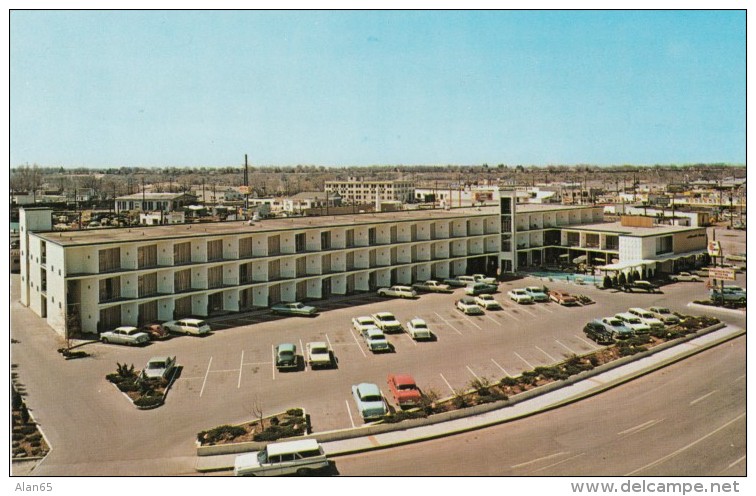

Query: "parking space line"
<box><xmin>299</xmin><ymin>339</ymin><xmax>306</xmax><ymax>371</ymax></box>
<box><xmin>325</xmin><ymin>333</ymin><xmax>334</xmax><ymax>350</ymax></box>
<box><xmin>536</xmin><ymin>304</ymin><xmax>554</xmax><ymax>313</ymax></box>
<box><xmin>238</xmin><ymin>351</ymin><xmax>244</xmax><ymax>388</ymax></box>
<box><xmin>458</xmin><ymin>314</ymin><xmax>483</xmax><ymax>330</ymax></box>
<box><xmin>535</xmin><ymin>345</ymin><xmax>558</xmax><ymax>363</ymax></box>
<box><xmin>499</xmin><ymin>310</ymin><xmax>521</xmax><ymax>321</ymax></box>
<box><xmin>345</xmin><ymin>400</ymin><xmax>356</xmax><ymax>429</ymax></box>
<box><xmin>485</xmin><ymin>315</ymin><xmax>505</xmax><ymax>327</ymax></box>
<box><xmin>439</xmin><ymin>373</ymin><xmax>456</xmax><ymax>394</ymax></box>
<box><xmin>490</xmin><ymin>358</ymin><xmax>510</xmax><ymax>376</ymax></box>
<box><xmin>573</xmin><ymin>334</ymin><xmax>600</xmax><ymax>350</ymax></box>
<box><xmin>466</xmin><ymin>365</ymin><xmax>481</xmax><ymax>381</ymax></box>
<box><xmin>555</xmin><ymin>340</ymin><xmax>578</xmax><ymax>356</ymax></box>
<box><xmin>349</xmin><ymin>328</ymin><xmax>368</xmax><ymax>358</ymax></box>
<box><xmin>199</xmin><ymin>357</ymin><xmax>213</xmax><ymax>397</ymax></box>
<box><xmin>271</xmin><ymin>345</ymin><xmax>276</xmax><ymax>381</ymax></box>
<box><xmin>514</xmin><ymin>351</ymin><xmax>536</xmax><ymax>370</ymax></box>
<box><xmin>515</xmin><ymin>306</ymin><xmax>538</xmax><ymax>317</ymax></box>
<box><xmin>433</xmin><ymin>312</ymin><xmax>464</xmax><ymax>335</ymax></box>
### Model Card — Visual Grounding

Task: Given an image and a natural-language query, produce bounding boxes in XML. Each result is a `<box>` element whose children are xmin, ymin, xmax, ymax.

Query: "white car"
<box><xmin>142</xmin><ymin>356</ymin><xmax>177</xmax><ymax>380</ymax></box>
<box><xmin>474</xmin><ymin>294</ymin><xmax>502</xmax><ymax>310</ymax></box>
<box><xmin>361</xmin><ymin>327</ymin><xmax>391</xmax><ymax>352</ymax></box>
<box><xmin>100</xmin><ymin>326</ymin><xmax>150</xmax><ymax>346</ymax></box>
<box><xmin>508</xmin><ymin>289</ymin><xmax>534</xmax><ymax>304</ymax></box>
<box><xmin>669</xmin><ymin>272</ymin><xmax>701</xmax><ymax>282</ymax></box>
<box><xmin>615</xmin><ymin>313</ymin><xmax>651</xmax><ymax>334</ymax></box>
<box><xmin>628</xmin><ymin>308</ymin><xmax>665</xmax><ymax>332</ymax></box>
<box><xmin>648</xmin><ymin>306</ymin><xmax>680</xmax><ymax>325</ymax></box>
<box><xmin>352</xmin><ymin>316</ymin><xmax>378</xmax><ymax>333</ymax></box>
<box><xmin>371</xmin><ymin>312</ymin><xmax>403</xmax><ymax>333</ymax></box>
<box><xmin>163</xmin><ymin>318</ymin><xmax>211</xmax><ymax>336</ymax></box>
<box><xmin>377</xmin><ymin>285</ymin><xmax>417</xmax><ymax>299</ymax></box>
<box><xmin>525</xmin><ymin>286</ymin><xmax>549</xmax><ymax>302</ymax></box>
<box><xmin>406</xmin><ymin>318</ymin><xmax>433</xmax><ymax>341</ymax></box>
<box><xmin>305</xmin><ymin>342</ymin><xmax>333</xmax><ymax>369</ymax></box>
<box><xmin>456</xmin><ymin>297</ymin><xmax>484</xmax><ymax>315</ymax></box>
<box><xmin>471</xmin><ymin>274</ymin><xmax>497</xmax><ymax>285</ymax></box>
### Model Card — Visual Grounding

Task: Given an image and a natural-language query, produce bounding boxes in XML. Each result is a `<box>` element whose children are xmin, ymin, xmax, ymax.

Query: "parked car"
<box><xmin>305</xmin><ymin>342</ymin><xmax>333</xmax><ymax>369</ymax></box>
<box><xmin>471</xmin><ymin>274</ymin><xmax>497</xmax><ymax>285</ymax></box>
<box><xmin>601</xmin><ymin>317</ymin><xmax>634</xmax><ymax>339</ymax></box>
<box><xmin>525</xmin><ymin>286</ymin><xmax>549</xmax><ymax>302</ymax></box>
<box><xmin>233</xmin><ymin>439</ymin><xmax>329</xmax><ymax>477</ymax></box>
<box><xmin>406</xmin><ymin>318</ymin><xmax>433</xmax><ymax>341</ymax></box>
<box><xmin>387</xmin><ymin>374</ymin><xmax>422</xmax><ymax>408</ymax></box>
<box><xmin>163</xmin><ymin>318</ymin><xmax>211</xmax><ymax>336</ymax></box>
<box><xmin>614</xmin><ymin>313</ymin><xmax>651</xmax><ymax>334</ymax></box>
<box><xmin>648</xmin><ymin>306</ymin><xmax>680</xmax><ymax>325</ymax></box>
<box><xmin>275</xmin><ymin>343</ymin><xmax>299</xmax><ymax>371</ymax></box>
<box><xmin>710</xmin><ymin>286</ymin><xmax>747</xmax><ymax>303</ymax></box>
<box><xmin>371</xmin><ymin>312</ymin><xmax>403</xmax><ymax>333</ymax></box>
<box><xmin>270</xmin><ymin>302</ymin><xmax>318</xmax><ymax>316</ymax></box>
<box><xmin>377</xmin><ymin>285</ymin><xmax>417</xmax><ymax>299</ymax></box>
<box><xmin>351</xmin><ymin>383</ymin><xmax>388</xmax><ymax>421</ymax></box>
<box><xmin>361</xmin><ymin>327</ymin><xmax>391</xmax><ymax>352</ymax></box>
<box><xmin>465</xmin><ymin>282</ymin><xmax>498</xmax><ymax>295</ymax></box>
<box><xmin>100</xmin><ymin>326</ymin><xmax>150</xmax><ymax>346</ymax></box>
<box><xmin>508</xmin><ymin>289</ymin><xmax>534</xmax><ymax>304</ymax></box>
<box><xmin>548</xmin><ymin>290</ymin><xmax>578</xmax><ymax>306</ymax></box>
<box><xmin>669</xmin><ymin>272</ymin><xmax>701</xmax><ymax>282</ymax></box>
<box><xmin>628</xmin><ymin>308</ymin><xmax>665</xmax><ymax>332</ymax></box>
<box><xmin>140</xmin><ymin>323</ymin><xmax>170</xmax><ymax>340</ymax></box>
<box><xmin>142</xmin><ymin>356</ymin><xmax>177</xmax><ymax>380</ymax></box>
<box><xmin>456</xmin><ymin>297</ymin><xmax>484</xmax><ymax>315</ymax></box>
<box><xmin>474</xmin><ymin>294</ymin><xmax>502</xmax><ymax>310</ymax></box>
<box><xmin>352</xmin><ymin>316</ymin><xmax>378</xmax><ymax>333</ymax></box>
<box><xmin>444</xmin><ymin>275</ymin><xmax>477</xmax><ymax>287</ymax></box>
<box><xmin>411</xmin><ymin>280</ymin><xmax>452</xmax><ymax>293</ymax></box>
<box><xmin>583</xmin><ymin>321</ymin><xmax>615</xmax><ymax>345</ymax></box>
<box><xmin>625</xmin><ymin>281</ymin><xmax>659</xmax><ymax>293</ymax></box>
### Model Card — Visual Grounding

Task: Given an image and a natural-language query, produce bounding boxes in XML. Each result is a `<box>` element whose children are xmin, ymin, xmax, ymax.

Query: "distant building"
<box><xmin>283</xmin><ymin>192</ymin><xmax>342</xmax><ymax>213</ymax></box>
<box><xmin>139</xmin><ymin>211</ymin><xmax>186</xmax><ymax>225</ymax></box>
<box><xmin>325</xmin><ymin>177</ymin><xmax>414</xmax><ymax>204</ymax></box>
<box><xmin>115</xmin><ymin>192</ymin><xmax>196</xmax><ymax>213</ymax></box>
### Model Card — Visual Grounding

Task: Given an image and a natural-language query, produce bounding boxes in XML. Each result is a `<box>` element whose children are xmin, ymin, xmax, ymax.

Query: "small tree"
<box><xmin>618</xmin><ymin>272</ymin><xmax>627</xmax><ymax>287</ymax></box>
<box><xmin>251</xmin><ymin>396</ymin><xmax>265</xmax><ymax>432</ymax></box>
<box><xmin>603</xmin><ymin>275</ymin><xmax>612</xmax><ymax>289</ymax></box>
<box><xmin>633</xmin><ymin>270</ymin><xmax>641</xmax><ymax>281</ymax></box>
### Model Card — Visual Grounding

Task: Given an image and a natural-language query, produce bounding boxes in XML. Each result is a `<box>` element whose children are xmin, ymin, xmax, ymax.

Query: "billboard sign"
<box><xmin>707</xmin><ymin>267</ymin><xmax>736</xmax><ymax>281</ymax></box>
<box><xmin>707</xmin><ymin>240</ymin><xmax>721</xmax><ymax>257</ymax></box>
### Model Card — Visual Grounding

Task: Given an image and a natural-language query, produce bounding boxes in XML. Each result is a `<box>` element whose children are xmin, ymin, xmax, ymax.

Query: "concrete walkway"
<box><xmin>195</xmin><ymin>323</ymin><xmax>745</xmax><ymax>472</ymax></box>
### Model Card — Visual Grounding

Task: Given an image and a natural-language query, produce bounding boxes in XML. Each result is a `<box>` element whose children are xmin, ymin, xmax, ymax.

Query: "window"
<box><xmin>99</xmin><ymin>247</ymin><xmax>121</xmax><ymax>273</ymax></box>
<box><xmin>567</xmin><ymin>232</ymin><xmax>580</xmax><ymax>247</ymax></box>
<box><xmin>137</xmin><ymin>245</ymin><xmax>158</xmax><ymax>268</ymax></box>
<box><xmin>500</xmin><ymin>198</ymin><xmax>512</xmax><ymax>215</ymax></box>
<box><xmin>207</xmin><ymin>240</ymin><xmax>223</xmax><ymax>261</ymax></box>
<box><xmin>174</xmin><ymin>242</ymin><xmax>191</xmax><ymax>264</ymax></box>
<box><xmin>656</xmin><ymin>235</ymin><xmax>673</xmax><ymax>255</ymax></box>
<box><xmin>606</xmin><ymin>235</ymin><xmax>619</xmax><ymax>251</ymax></box>
<box><xmin>501</xmin><ymin>235</ymin><xmax>512</xmax><ymax>252</ymax></box>
<box><xmin>99</xmin><ymin>277</ymin><xmax>121</xmax><ymax>302</ymax></box>
<box><xmin>174</xmin><ymin>269</ymin><xmax>191</xmax><ymax>292</ymax></box>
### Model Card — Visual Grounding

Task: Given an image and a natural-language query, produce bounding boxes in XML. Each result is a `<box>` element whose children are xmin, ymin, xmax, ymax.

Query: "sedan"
<box><xmin>100</xmin><ymin>326</ymin><xmax>150</xmax><ymax>346</ymax></box>
<box><xmin>361</xmin><ymin>327</ymin><xmax>391</xmax><ymax>353</ymax></box>
<box><xmin>142</xmin><ymin>356</ymin><xmax>177</xmax><ymax>380</ymax></box>
<box><xmin>270</xmin><ymin>302</ymin><xmax>318</xmax><ymax>317</ymax></box>
<box><xmin>351</xmin><ymin>383</ymin><xmax>388</xmax><ymax>421</ymax></box>
<box><xmin>371</xmin><ymin>312</ymin><xmax>403</xmax><ymax>333</ymax></box>
<box><xmin>405</xmin><ymin>318</ymin><xmax>433</xmax><ymax>341</ymax></box>
<box><xmin>548</xmin><ymin>290</ymin><xmax>578</xmax><ymax>306</ymax></box>
<box><xmin>525</xmin><ymin>286</ymin><xmax>549</xmax><ymax>302</ymax></box>
<box><xmin>275</xmin><ymin>343</ymin><xmax>299</xmax><ymax>370</ymax></box>
<box><xmin>387</xmin><ymin>374</ymin><xmax>422</xmax><ymax>408</ymax></box>
<box><xmin>456</xmin><ymin>297</ymin><xmax>484</xmax><ymax>315</ymax></box>
<box><xmin>377</xmin><ymin>285</ymin><xmax>417</xmax><ymax>299</ymax></box>
<box><xmin>140</xmin><ymin>323</ymin><xmax>170</xmax><ymax>340</ymax></box>
<box><xmin>508</xmin><ymin>289</ymin><xmax>534</xmax><ymax>304</ymax></box>
<box><xmin>474</xmin><ymin>294</ymin><xmax>502</xmax><ymax>310</ymax></box>
<box><xmin>669</xmin><ymin>272</ymin><xmax>701</xmax><ymax>282</ymax></box>
<box><xmin>352</xmin><ymin>316</ymin><xmax>378</xmax><ymax>333</ymax></box>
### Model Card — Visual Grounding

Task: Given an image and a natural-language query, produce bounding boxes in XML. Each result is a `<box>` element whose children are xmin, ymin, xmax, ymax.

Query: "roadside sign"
<box><xmin>707</xmin><ymin>240</ymin><xmax>721</xmax><ymax>257</ymax></box>
<box><xmin>707</xmin><ymin>267</ymin><xmax>736</xmax><ymax>281</ymax></box>
<box><xmin>239</xmin><ymin>186</ymin><xmax>250</xmax><ymax>194</ymax></box>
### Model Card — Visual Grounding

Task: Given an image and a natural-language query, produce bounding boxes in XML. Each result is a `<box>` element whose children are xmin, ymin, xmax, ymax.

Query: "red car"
<box><xmin>387</xmin><ymin>373</ymin><xmax>422</xmax><ymax>408</ymax></box>
<box><xmin>548</xmin><ymin>290</ymin><xmax>578</xmax><ymax>306</ymax></box>
<box><xmin>141</xmin><ymin>323</ymin><xmax>171</xmax><ymax>340</ymax></box>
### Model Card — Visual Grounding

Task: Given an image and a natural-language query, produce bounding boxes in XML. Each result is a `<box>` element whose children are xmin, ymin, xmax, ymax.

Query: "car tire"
<box><xmin>101</xmin><ymin>338</ymin><xmax>109</xmax><ymax>344</ymax></box>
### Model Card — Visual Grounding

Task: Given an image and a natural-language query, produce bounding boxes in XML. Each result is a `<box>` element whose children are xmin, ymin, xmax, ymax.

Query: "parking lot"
<box><xmin>72</xmin><ymin>273</ymin><xmax>729</xmax><ymax>435</ymax></box>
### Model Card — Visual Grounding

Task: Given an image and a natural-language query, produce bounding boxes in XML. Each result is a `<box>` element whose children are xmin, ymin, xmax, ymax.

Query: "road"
<box><xmin>332</xmin><ymin>335</ymin><xmax>746</xmax><ymax>476</ymax></box>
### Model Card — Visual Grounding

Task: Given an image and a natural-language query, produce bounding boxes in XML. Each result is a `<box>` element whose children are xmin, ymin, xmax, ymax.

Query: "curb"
<box><xmin>687</xmin><ymin>302</ymin><xmax>746</xmax><ymax>316</ymax></box>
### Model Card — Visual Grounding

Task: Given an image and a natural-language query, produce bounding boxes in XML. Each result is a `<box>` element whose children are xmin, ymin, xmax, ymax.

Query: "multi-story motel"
<box><xmin>325</xmin><ymin>177</ymin><xmax>414</xmax><ymax>204</ymax></box>
<box><xmin>18</xmin><ymin>194</ymin><xmax>708</xmax><ymax>336</ymax></box>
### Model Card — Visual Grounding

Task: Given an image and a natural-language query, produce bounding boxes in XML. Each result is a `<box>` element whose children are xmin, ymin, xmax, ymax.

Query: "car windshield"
<box><xmin>358</xmin><ymin>318</ymin><xmax>374</xmax><ymax>325</ymax></box>
<box><xmin>147</xmin><ymin>361</ymin><xmax>165</xmax><ymax>369</ymax></box>
<box><xmin>607</xmin><ymin>320</ymin><xmax>622</xmax><ymax>327</ymax></box>
<box><xmin>377</xmin><ymin>315</ymin><xmax>395</xmax><ymax>321</ymax></box>
<box><xmin>279</xmin><ymin>351</ymin><xmax>294</xmax><ymax>358</ymax></box>
<box><xmin>398</xmin><ymin>384</ymin><xmax>417</xmax><ymax>390</ymax></box>
<box><xmin>312</xmin><ymin>346</ymin><xmax>327</xmax><ymax>353</ymax></box>
<box><xmin>126</xmin><ymin>329</ymin><xmax>140</xmax><ymax>335</ymax></box>
<box><xmin>361</xmin><ymin>393</ymin><xmax>381</xmax><ymax>402</ymax></box>
<box><xmin>655</xmin><ymin>308</ymin><xmax>671</xmax><ymax>314</ymax></box>
<box><xmin>194</xmin><ymin>321</ymin><xmax>207</xmax><ymax>327</ymax></box>
<box><xmin>413</xmin><ymin>322</ymin><xmax>427</xmax><ymax>329</ymax></box>
<box><xmin>369</xmin><ymin>331</ymin><xmax>386</xmax><ymax>339</ymax></box>
<box><xmin>626</xmin><ymin>317</ymin><xmax>641</xmax><ymax>324</ymax></box>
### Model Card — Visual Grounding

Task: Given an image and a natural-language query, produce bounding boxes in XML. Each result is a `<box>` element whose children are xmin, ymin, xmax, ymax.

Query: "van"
<box><xmin>233</xmin><ymin>439</ymin><xmax>329</xmax><ymax>476</ymax></box>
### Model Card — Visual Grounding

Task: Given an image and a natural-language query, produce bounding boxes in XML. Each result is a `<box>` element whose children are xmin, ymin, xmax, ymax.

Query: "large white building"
<box><xmin>18</xmin><ymin>193</ymin><xmax>708</xmax><ymax>337</ymax></box>
<box><xmin>325</xmin><ymin>177</ymin><xmax>414</xmax><ymax>204</ymax></box>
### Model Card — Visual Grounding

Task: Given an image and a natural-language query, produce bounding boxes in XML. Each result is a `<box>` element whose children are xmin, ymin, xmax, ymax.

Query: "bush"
<box><xmin>133</xmin><ymin>395</ymin><xmax>163</xmax><ymax>409</ymax></box>
<box><xmin>534</xmin><ymin>366</ymin><xmax>569</xmax><ymax>381</ymax></box>
<box><xmin>117</xmin><ymin>381</ymin><xmax>139</xmax><ymax>393</ymax></box>
<box><xmin>105</xmin><ymin>373</ymin><xmax>124</xmax><ymax>384</ymax></box>
<box><xmin>500</xmin><ymin>376</ymin><xmax>518</xmax><ymax>387</ymax></box>
<box><xmin>382</xmin><ymin>409</ymin><xmax>428</xmax><ymax>424</ymax></box>
<box><xmin>198</xmin><ymin>425</ymin><xmax>246</xmax><ymax>444</ymax></box>
<box><xmin>603</xmin><ymin>275</ymin><xmax>612</xmax><ymax>289</ymax></box>
<box><xmin>286</xmin><ymin>408</ymin><xmax>304</xmax><ymax>417</ymax></box>
<box><xmin>521</xmin><ymin>370</ymin><xmax>539</xmax><ymax>385</ymax></box>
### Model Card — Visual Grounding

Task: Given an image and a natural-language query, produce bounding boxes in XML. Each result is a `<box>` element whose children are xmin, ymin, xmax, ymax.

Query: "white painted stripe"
<box><xmin>271</xmin><ymin>345</ymin><xmax>276</xmax><ymax>381</ymax></box>
<box><xmin>535</xmin><ymin>345</ymin><xmax>558</xmax><ymax>363</ymax></box>
<box><xmin>439</xmin><ymin>373</ymin><xmax>456</xmax><ymax>394</ymax></box>
<box><xmin>490</xmin><ymin>358</ymin><xmax>509</xmax><ymax>376</ymax></box>
<box><xmin>199</xmin><ymin>356</ymin><xmax>213</xmax><ymax>397</ymax></box>
<box><xmin>531</xmin><ymin>452</ymin><xmax>586</xmax><ymax>473</ymax></box>
<box><xmin>237</xmin><ymin>350</ymin><xmax>244</xmax><ymax>388</ymax></box>
<box><xmin>735</xmin><ymin>374</ymin><xmax>746</xmax><ymax>382</ymax></box>
<box><xmin>573</xmin><ymin>334</ymin><xmax>600</xmax><ymax>349</ymax></box>
<box><xmin>325</xmin><ymin>333</ymin><xmax>334</xmax><ymax>350</ymax></box>
<box><xmin>345</xmin><ymin>400</ymin><xmax>356</xmax><ymax>429</ymax></box>
<box><xmin>434</xmin><ymin>312</ymin><xmax>464</xmax><ymax>335</ymax></box>
<box><xmin>459</xmin><ymin>313</ymin><xmax>483</xmax><ymax>330</ymax></box>
<box><xmin>618</xmin><ymin>419</ymin><xmax>661</xmax><ymax>436</ymax></box>
<box><xmin>485</xmin><ymin>315</ymin><xmax>504</xmax><ymax>327</ymax></box>
<box><xmin>349</xmin><ymin>328</ymin><xmax>368</xmax><ymax>358</ymax></box>
<box><xmin>689</xmin><ymin>390</ymin><xmax>718</xmax><ymax>406</ymax></box>
<box><xmin>511</xmin><ymin>451</ymin><xmax>569</xmax><ymax>469</ymax></box>
<box><xmin>299</xmin><ymin>339</ymin><xmax>306</xmax><ymax>371</ymax></box>
<box><xmin>499</xmin><ymin>310</ymin><xmax>521</xmax><ymax>321</ymax></box>
<box><xmin>515</xmin><ymin>305</ymin><xmax>538</xmax><ymax>317</ymax></box>
<box><xmin>466</xmin><ymin>365</ymin><xmax>481</xmax><ymax>381</ymax></box>
<box><xmin>514</xmin><ymin>351</ymin><xmax>536</xmax><ymax>370</ymax></box>
<box><xmin>626</xmin><ymin>412</ymin><xmax>746</xmax><ymax>476</ymax></box>
<box><xmin>555</xmin><ymin>339</ymin><xmax>578</xmax><ymax>355</ymax></box>
<box><xmin>726</xmin><ymin>455</ymin><xmax>746</xmax><ymax>470</ymax></box>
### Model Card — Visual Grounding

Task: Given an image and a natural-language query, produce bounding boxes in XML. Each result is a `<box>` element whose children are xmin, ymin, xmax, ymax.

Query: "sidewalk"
<box><xmin>195</xmin><ymin>323</ymin><xmax>744</xmax><ymax>472</ymax></box>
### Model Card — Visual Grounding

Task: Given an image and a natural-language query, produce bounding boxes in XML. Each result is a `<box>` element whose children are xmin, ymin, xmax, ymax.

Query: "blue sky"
<box><xmin>10</xmin><ymin>10</ymin><xmax>745</xmax><ymax>167</ymax></box>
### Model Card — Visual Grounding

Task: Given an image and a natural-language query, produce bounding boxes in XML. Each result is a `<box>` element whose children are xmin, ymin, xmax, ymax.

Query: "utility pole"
<box><xmin>244</xmin><ymin>154</ymin><xmax>249</xmax><ymax>217</ymax></box>
<box><xmin>141</xmin><ymin>177</ymin><xmax>145</xmax><ymax>211</ymax></box>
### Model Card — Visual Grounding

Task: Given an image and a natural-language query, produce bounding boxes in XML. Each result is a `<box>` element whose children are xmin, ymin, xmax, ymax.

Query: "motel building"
<box><xmin>18</xmin><ymin>196</ymin><xmax>708</xmax><ymax>336</ymax></box>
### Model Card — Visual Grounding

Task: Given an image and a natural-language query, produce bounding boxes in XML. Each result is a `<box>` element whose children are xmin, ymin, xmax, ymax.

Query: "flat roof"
<box><xmin>34</xmin><ymin>206</ymin><xmax>500</xmax><ymax>247</ymax></box>
<box><xmin>561</xmin><ymin>221</ymin><xmax>704</xmax><ymax>237</ymax></box>
<box><xmin>516</xmin><ymin>204</ymin><xmax>597</xmax><ymax>213</ymax></box>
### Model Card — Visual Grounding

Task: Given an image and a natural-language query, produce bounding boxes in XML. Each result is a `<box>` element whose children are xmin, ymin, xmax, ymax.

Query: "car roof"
<box><xmin>366</xmin><ymin>328</ymin><xmax>385</xmax><ymax>336</ymax></box>
<box><xmin>147</xmin><ymin>356</ymin><xmax>172</xmax><ymax>362</ymax></box>
<box><xmin>356</xmin><ymin>383</ymin><xmax>381</xmax><ymax>395</ymax></box>
<box><xmin>409</xmin><ymin>318</ymin><xmax>426</xmax><ymax>324</ymax></box>
<box><xmin>115</xmin><ymin>326</ymin><xmax>138</xmax><ymax>331</ymax></box>
<box><xmin>276</xmin><ymin>343</ymin><xmax>296</xmax><ymax>352</ymax></box>
<box><xmin>373</xmin><ymin>311</ymin><xmax>395</xmax><ymax>317</ymax></box>
<box><xmin>266</xmin><ymin>439</ymin><xmax>321</xmax><ymax>457</ymax></box>
<box><xmin>460</xmin><ymin>297</ymin><xmax>476</xmax><ymax>302</ymax></box>
<box><xmin>355</xmin><ymin>315</ymin><xmax>374</xmax><ymax>321</ymax></box>
<box><xmin>181</xmin><ymin>318</ymin><xmax>205</xmax><ymax>324</ymax></box>
<box><xmin>390</xmin><ymin>374</ymin><xmax>417</xmax><ymax>386</ymax></box>
<box><xmin>477</xmin><ymin>294</ymin><xmax>494</xmax><ymax>298</ymax></box>
<box><xmin>307</xmin><ymin>341</ymin><xmax>327</xmax><ymax>348</ymax></box>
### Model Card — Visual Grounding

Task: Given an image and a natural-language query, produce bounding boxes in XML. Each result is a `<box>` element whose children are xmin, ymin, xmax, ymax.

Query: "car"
<box><xmin>411</xmin><ymin>280</ymin><xmax>452</xmax><ymax>293</ymax></box>
<box><xmin>371</xmin><ymin>312</ymin><xmax>403</xmax><ymax>333</ymax></box>
<box><xmin>140</xmin><ymin>323</ymin><xmax>170</xmax><ymax>340</ymax></box>
<box><xmin>444</xmin><ymin>275</ymin><xmax>477</xmax><ymax>287</ymax></box>
<box><xmin>524</xmin><ymin>286</ymin><xmax>549</xmax><ymax>302</ymax></box>
<box><xmin>361</xmin><ymin>327</ymin><xmax>391</xmax><ymax>352</ymax></box>
<box><xmin>233</xmin><ymin>439</ymin><xmax>329</xmax><ymax>477</ymax></box>
<box><xmin>628</xmin><ymin>308</ymin><xmax>665</xmax><ymax>332</ymax></box>
<box><xmin>352</xmin><ymin>316</ymin><xmax>378</xmax><ymax>333</ymax></box>
<box><xmin>474</xmin><ymin>294</ymin><xmax>502</xmax><ymax>310</ymax></box>
<box><xmin>471</xmin><ymin>274</ymin><xmax>497</xmax><ymax>285</ymax></box>
<box><xmin>648</xmin><ymin>306</ymin><xmax>681</xmax><ymax>325</ymax></box>
<box><xmin>142</xmin><ymin>356</ymin><xmax>177</xmax><ymax>380</ymax></box>
<box><xmin>270</xmin><ymin>302</ymin><xmax>318</xmax><ymax>316</ymax></box>
<box><xmin>508</xmin><ymin>289</ymin><xmax>534</xmax><ymax>304</ymax></box>
<box><xmin>456</xmin><ymin>297</ymin><xmax>484</xmax><ymax>315</ymax></box>
<box><xmin>626</xmin><ymin>281</ymin><xmax>659</xmax><ymax>293</ymax></box>
<box><xmin>548</xmin><ymin>290</ymin><xmax>578</xmax><ymax>306</ymax></box>
<box><xmin>669</xmin><ymin>272</ymin><xmax>701</xmax><ymax>282</ymax></box>
<box><xmin>275</xmin><ymin>343</ymin><xmax>299</xmax><ymax>370</ymax></box>
<box><xmin>710</xmin><ymin>286</ymin><xmax>747</xmax><ymax>303</ymax></box>
<box><xmin>387</xmin><ymin>374</ymin><xmax>422</xmax><ymax>408</ymax></box>
<box><xmin>163</xmin><ymin>318</ymin><xmax>211</xmax><ymax>336</ymax></box>
<box><xmin>601</xmin><ymin>317</ymin><xmax>634</xmax><ymax>339</ymax></box>
<box><xmin>464</xmin><ymin>282</ymin><xmax>498</xmax><ymax>295</ymax></box>
<box><xmin>100</xmin><ymin>326</ymin><xmax>150</xmax><ymax>346</ymax></box>
<box><xmin>351</xmin><ymin>383</ymin><xmax>388</xmax><ymax>421</ymax></box>
<box><xmin>405</xmin><ymin>318</ymin><xmax>433</xmax><ymax>340</ymax></box>
<box><xmin>583</xmin><ymin>322</ymin><xmax>615</xmax><ymax>345</ymax></box>
<box><xmin>614</xmin><ymin>313</ymin><xmax>651</xmax><ymax>334</ymax></box>
<box><xmin>377</xmin><ymin>285</ymin><xmax>418</xmax><ymax>298</ymax></box>
<box><xmin>305</xmin><ymin>342</ymin><xmax>333</xmax><ymax>369</ymax></box>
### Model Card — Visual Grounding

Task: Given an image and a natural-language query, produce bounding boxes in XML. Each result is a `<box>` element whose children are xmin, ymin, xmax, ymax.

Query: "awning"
<box><xmin>597</xmin><ymin>248</ymin><xmax>708</xmax><ymax>271</ymax></box>
<box><xmin>573</xmin><ymin>255</ymin><xmax>587</xmax><ymax>264</ymax></box>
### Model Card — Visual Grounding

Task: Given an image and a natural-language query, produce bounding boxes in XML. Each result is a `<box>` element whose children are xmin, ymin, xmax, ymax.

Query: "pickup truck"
<box><xmin>305</xmin><ymin>342</ymin><xmax>333</xmax><ymax>369</ymax></box>
<box><xmin>411</xmin><ymin>280</ymin><xmax>452</xmax><ymax>293</ymax></box>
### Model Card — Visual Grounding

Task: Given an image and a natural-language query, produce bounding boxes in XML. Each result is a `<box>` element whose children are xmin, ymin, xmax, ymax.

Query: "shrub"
<box><xmin>603</xmin><ymin>275</ymin><xmax>612</xmax><ymax>289</ymax></box>
<box><xmin>286</xmin><ymin>408</ymin><xmax>304</xmax><ymax>417</ymax></box>
<box><xmin>500</xmin><ymin>376</ymin><xmax>518</xmax><ymax>387</ymax></box>
<box><xmin>452</xmin><ymin>391</ymin><xmax>471</xmax><ymax>409</ymax></box>
<box><xmin>521</xmin><ymin>370</ymin><xmax>539</xmax><ymax>385</ymax></box>
<box><xmin>588</xmin><ymin>355</ymin><xmax>600</xmax><ymax>367</ymax></box>
<box><xmin>468</xmin><ymin>377</ymin><xmax>492</xmax><ymax>395</ymax></box>
<box><xmin>198</xmin><ymin>425</ymin><xmax>246</xmax><ymax>444</ymax></box>
<box><xmin>117</xmin><ymin>381</ymin><xmax>139</xmax><ymax>393</ymax></box>
<box><xmin>534</xmin><ymin>366</ymin><xmax>568</xmax><ymax>381</ymax></box>
<box><xmin>382</xmin><ymin>409</ymin><xmax>428</xmax><ymax>424</ymax></box>
<box><xmin>106</xmin><ymin>373</ymin><xmax>124</xmax><ymax>384</ymax></box>
<box><xmin>133</xmin><ymin>395</ymin><xmax>163</xmax><ymax>408</ymax></box>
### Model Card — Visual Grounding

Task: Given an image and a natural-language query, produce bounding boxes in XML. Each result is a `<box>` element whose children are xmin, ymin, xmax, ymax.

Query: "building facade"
<box><xmin>325</xmin><ymin>177</ymin><xmax>414</xmax><ymax>204</ymax></box>
<box><xmin>115</xmin><ymin>192</ymin><xmax>196</xmax><ymax>213</ymax></box>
